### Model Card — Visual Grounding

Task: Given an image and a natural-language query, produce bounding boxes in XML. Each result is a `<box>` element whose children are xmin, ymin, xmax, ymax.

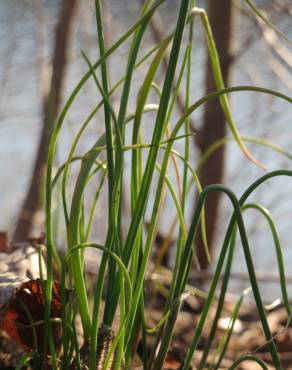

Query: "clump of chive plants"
<box><xmin>22</xmin><ymin>0</ymin><xmax>292</xmax><ymax>369</ymax></box>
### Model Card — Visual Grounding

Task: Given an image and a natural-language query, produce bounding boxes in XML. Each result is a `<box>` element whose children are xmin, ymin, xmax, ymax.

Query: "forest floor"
<box><xmin>0</xmin><ymin>241</ymin><xmax>292</xmax><ymax>369</ymax></box>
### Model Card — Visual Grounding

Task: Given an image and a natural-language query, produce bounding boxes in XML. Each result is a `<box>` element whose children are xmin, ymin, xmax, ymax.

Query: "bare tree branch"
<box><xmin>13</xmin><ymin>0</ymin><xmax>78</xmax><ymax>241</ymax></box>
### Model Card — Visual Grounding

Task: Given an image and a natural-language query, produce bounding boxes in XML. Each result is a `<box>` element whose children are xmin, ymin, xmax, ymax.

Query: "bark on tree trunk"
<box><xmin>13</xmin><ymin>0</ymin><xmax>77</xmax><ymax>241</ymax></box>
<box><xmin>195</xmin><ymin>0</ymin><xmax>236</xmax><ymax>269</ymax></box>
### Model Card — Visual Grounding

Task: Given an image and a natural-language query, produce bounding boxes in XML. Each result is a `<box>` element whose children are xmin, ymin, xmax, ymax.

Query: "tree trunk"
<box><xmin>13</xmin><ymin>0</ymin><xmax>77</xmax><ymax>241</ymax></box>
<box><xmin>195</xmin><ymin>0</ymin><xmax>236</xmax><ymax>269</ymax></box>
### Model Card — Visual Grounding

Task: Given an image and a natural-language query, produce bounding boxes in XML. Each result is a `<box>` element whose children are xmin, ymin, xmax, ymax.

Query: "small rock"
<box><xmin>0</xmin><ymin>245</ymin><xmax>46</xmax><ymax>305</ymax></box>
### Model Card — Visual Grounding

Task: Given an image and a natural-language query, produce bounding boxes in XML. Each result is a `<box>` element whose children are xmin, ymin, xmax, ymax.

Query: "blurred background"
<box><xmin>0</xmin><ymin>0</ymin><xmax>291</xmax><ymax>300</ymax></box>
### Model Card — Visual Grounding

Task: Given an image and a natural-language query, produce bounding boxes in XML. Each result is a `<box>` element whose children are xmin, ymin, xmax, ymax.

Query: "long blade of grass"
<box><xmin>94</xmin><ymin>0</ymin><xmax>115</xmax><ymax>225</ymax></box>
<box><xmin>242</xmin><ymin>204</ymin><xmax>292</xmax><ymax>316</ymax></box>
<box><xmin>104</xmin><ymin>0</ymin><xmax>157</xmax><ymax>329</ymax></box>
<box><xmin>148</xmin><ymin>84</ymin><xmax>292</xmax><ymax>358</ymax></box>
<box><xmin>197</xmin><ymin>135</ymin><xmax>292</xmax><ymax>174</ymax></box>
<box><xmin>64</xmin><ymin>243</ymin><xmax>132</xmax><ymax>309</ymax></box>
<box><xmin>81</xmin><ymin>50</ymin><xmax>120</xmax><ymax>144</ymax></box>
<box><xmin>243</xmin><ymin>0</ymin><xmax>292</xmax><ymax>45</ymax></box>
<box><xmin>85</xmin><ymin>170</ymin><xmax>107</xmax><ymax>241</ymax></box>
<box><xmin>45</xmin><ymin>0</ymin><xmax>165</xmax><ymax>344</ymax></box>
<box><xmin>129</xmin><ymin>31</ymin><xmax>170</xmax><ymax>290</ymax></box>
<box><xmin>121</xmin><ymin>0</ymin><xmax>191</xmax><ymax>345</ymax></box>
<box><xmin>65</xmin><ymin>243</ymin><xmax>132</xmax><ymax>370</ymax></box>
<box><xmin>104</xmin><ymin>0</ymin><xmax>191</xmax><ymax>333</ymax></box>
<box><xmin>196</xmin><ymin>7</ymin><xmax>265</xmax><ymax>169</ymax></box>
<box><xmin>178</xmin><ymin>170</ymin><xmax>292</xmax><ymax>369</ymax></box>
<box><xmin>194</xmin><ymin>197</ymin><xmax>291</xmax><ymax>370</ymax></box>
<box><xmin>179</xmin><ymin>184</ymin><xmax>282</xmax><ymax>370</ymax></box>
<box><xmin>155</xmin><ymin>163</ymin><xmax>187</xmax><ymax>241</ymax></box>
<box><xmin>122</xmin><ymin>0</ymin><xmax>190</xmax><ymax>266</ymax></box>
<box><xmin>229</xmin><ymin>354</ymin><xmax>269</xmax><ymax>370</ymax></box>
<box><xmin>125</xmin><ymin>85</ymin><xmax>291</xmax><ymax>364</ymax></box>
<box><xmin>197</xmin><ymin>199</ymin><xmax>288</xmax><ymax>369</ymax></box>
